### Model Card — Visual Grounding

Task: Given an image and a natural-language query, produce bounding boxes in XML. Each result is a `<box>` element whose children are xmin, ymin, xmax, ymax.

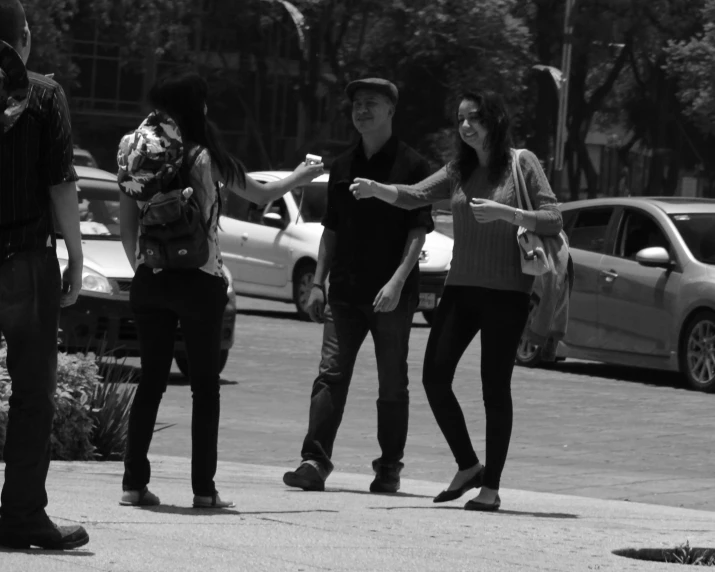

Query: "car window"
<box><xmin>616</xmin><ymin>209</ymin><xmax>670</xmax><ymax>260</ymax></box>
<box><xmin>567</xmin><ymin>208</ymin><xmax>614</xmax><ymax>253</ymax></box>
<box><xmin>223</xmin><ymin>192</ymin><xmax>252</xmax><ymax>221</ymax></box>
<box><xmin>291</xmin><ymin>182</ymin><xmax>328</xmax><ymax>223</ymax></box>
<box><xmin>670</xmin><ymin>213</ymin><xmax>715</xmax><ymax>265</ymax></box>
<box><xmin>263</xmin><ymin>199</ymin><xmax>288</xmax><ymax>222</ymax></box>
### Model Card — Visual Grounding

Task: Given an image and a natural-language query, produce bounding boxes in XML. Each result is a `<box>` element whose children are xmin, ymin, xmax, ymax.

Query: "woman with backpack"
<box><xmin>349</xmin><ymin>89</ymin><xmax>563</xmax><ymax>511</ymax></box>
<box><xmin>117</xmin><ymin>71</ymin><xmax>324</xmax><ymax>509</ymax></box>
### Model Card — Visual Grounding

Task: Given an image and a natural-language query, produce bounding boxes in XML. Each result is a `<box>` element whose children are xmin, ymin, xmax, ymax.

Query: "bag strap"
<box><xmin>511</xmin><ymin>149</ymin><xmax>534</xmax><ymax>212</ymax></box>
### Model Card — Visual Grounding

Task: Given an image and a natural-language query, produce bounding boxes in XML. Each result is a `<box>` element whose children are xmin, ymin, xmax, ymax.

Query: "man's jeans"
<box><xmin>0</xmin><ymin>248</ymin><xmax>61</xmax><ymax>530</ymax></box>
<box><xmin>300</xmin><ymin>292</ymin><xmax>417</xmax><ymax>474</ymax></box>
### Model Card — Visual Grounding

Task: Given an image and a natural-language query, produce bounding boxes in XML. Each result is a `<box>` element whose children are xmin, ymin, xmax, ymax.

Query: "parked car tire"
<box><xmin>422</xmin><ymin>310</ymin><xmax>435</xmax><ymax>326</ymax></box>
<box><xmin>679</xmin><ymin>309</ymin><xmax>715</xmax><ymax>393</ymax></box>
<box><xmin>293</xmin><ymin>261</ymin><xmax>316</xmax><ymax>321</ymax></box>
<box><xmin>515</xmin><ymin>336</ymin><xmax>543</xmax><ymax>368</ymax></box>
<box><xmin>175</xmin><ymin>350</ymin><xmax>229</xmax><ymax>379</ymax></box>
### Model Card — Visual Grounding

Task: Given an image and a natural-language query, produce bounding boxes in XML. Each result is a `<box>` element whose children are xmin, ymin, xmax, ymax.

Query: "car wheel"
<box><xmin>680</xmin><ymin>309</ymin><xmax>715</xmax><ymax>393</ymax></box>
<box><xmin>293</xmin><ymin>262</ymin><xmax>316</xmax><ymax>322</ymax></box>
<box><xmin>422</xmin><ymin>310</ymin><xmax>435</xmax><ymax>326</ymax></box>
<box><xmin>175</xmin><ymin>350</ymin><xmax>229</xmax><ymax>379</ymax></box>
<box><xmin>515</xmin><ymin>336</ymin><xmax>543</xmax><ymax>368</ymax></box>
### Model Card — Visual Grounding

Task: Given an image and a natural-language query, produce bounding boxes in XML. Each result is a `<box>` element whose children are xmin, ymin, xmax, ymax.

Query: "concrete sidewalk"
<box><xmin>2</xmin><ymin>456</ymin><xmax>713</xmax><ymax>571</ymax></box>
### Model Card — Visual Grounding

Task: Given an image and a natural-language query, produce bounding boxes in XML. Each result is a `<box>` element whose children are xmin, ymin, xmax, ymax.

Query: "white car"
<box><xmin>218</xmin><ymin>171</ymin><xmax>454</xmax><ymax>322</ymax></box>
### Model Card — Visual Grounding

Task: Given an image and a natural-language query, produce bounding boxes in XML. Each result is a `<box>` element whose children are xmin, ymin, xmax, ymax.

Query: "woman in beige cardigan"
<box><xmin>350</xmin><ymin>89</ymin><xmax>562</xmax><ymax>511</ymax></box>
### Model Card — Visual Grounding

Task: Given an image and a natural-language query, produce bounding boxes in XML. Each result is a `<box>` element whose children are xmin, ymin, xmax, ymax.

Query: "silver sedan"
<box><xmin>517</xmin><ymin>197</ymin><xmax>715</xmax><ymax>392</ymax></box>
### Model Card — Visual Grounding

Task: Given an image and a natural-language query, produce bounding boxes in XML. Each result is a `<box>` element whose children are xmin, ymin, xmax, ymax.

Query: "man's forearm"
<box><xmin>391</xmin><ymin>227</ymin><xmax>426</xmax><ymax>285</ymax></box>
<box><xmin>50</xmin><ymin>182</ymin><xmax>83</xmax><ymax>263</ymax></box>
<box><xmin>314</xmin><ymin>229</ymin><xmax>337</xmax><ymax>285</ymax></box>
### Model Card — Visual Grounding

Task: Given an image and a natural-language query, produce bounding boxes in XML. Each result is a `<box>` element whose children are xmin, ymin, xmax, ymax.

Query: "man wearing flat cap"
<box><xmin>284</xmin><ymin>78</ymin><xmax>434</xmax><ymax>493</ymax></box>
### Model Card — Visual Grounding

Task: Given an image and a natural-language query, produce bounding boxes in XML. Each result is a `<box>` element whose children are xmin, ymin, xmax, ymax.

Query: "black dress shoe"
<box><xmin>0</xmin><ymin>523</ymin><xmax>89</xmax><ymax>550</ymax></box>
<box><xmin>283</xmin><ymin>462</ymin><xmax>326</xmax><ymax>491</ymax></box>
<box><xmin>464</xmin><ymin>494</ymin><xmax>501</xmax><ymax>512</ymax></box>
<box><xmin>433</xmin><ymin>466</ymin><xmax>485</xmax><ymax>503</ymax></box>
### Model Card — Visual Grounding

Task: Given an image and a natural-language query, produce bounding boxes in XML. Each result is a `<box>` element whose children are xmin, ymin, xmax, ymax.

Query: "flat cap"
<box><xmin>345</xmin><ymin>78</ymin><xmax>398</xmax><ymax>105</ymax></box>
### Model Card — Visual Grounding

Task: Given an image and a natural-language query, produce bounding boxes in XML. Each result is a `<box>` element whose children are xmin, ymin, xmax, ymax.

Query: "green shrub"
<box><xmin>0</xmin><ymin>348</ymin><xmax>135</xmax><ymax>461</ymax></box>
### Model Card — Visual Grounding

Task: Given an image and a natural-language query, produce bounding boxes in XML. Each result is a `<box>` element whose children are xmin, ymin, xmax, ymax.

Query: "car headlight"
<box><xmin>221</xmin><ymin>265</ymin><xmax>234</xmax><ymax>294</ymax></box>
<box><xmin>57</xmin><ymin>258</ymin><xmax>113</xmax><ymax>294</ymax></box>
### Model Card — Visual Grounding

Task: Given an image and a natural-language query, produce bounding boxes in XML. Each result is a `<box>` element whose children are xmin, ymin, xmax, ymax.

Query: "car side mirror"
<box><xmin>635</xmin><ymin>246</ymin><xmax>673</xmax><ymax>269</ymax></box>
<box><xmin>263</xmin><ymin>211</ymin><xmax>286</xmax><ymax>229</ymax></box>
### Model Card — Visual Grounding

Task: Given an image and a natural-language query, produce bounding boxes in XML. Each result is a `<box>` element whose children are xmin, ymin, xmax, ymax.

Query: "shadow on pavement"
<box><xmin>0</xmin><ymin>547</ymin><xmax>95</xmax><ymax>556</ymax></box>
<box><xmin>544</xmin><ymin>361</ymin><xmax>685</xmax><ymax>391</ymax></box>
<box><xmin>369</xmin><ymin>506</ymin><xmax>579</xmax><ymax>519</ymax></box>
<box><xmin>138</xmin><ymin>505</ymin><xmax>337</xmax><ymax>517</ymax></box>
<box><xmin>237</xmin><ymin>309</ymin><xmax>305</xmax><ymax>322</ymax></box>
<box><xmin>327</xmin><ymin>488</ymin><xmax>434</xmax><ymax>500</ymax></box>
<box><xmin>167</xmin><ymin>374</ymin><xmax>238</xmax><ymax>387</ymax></box>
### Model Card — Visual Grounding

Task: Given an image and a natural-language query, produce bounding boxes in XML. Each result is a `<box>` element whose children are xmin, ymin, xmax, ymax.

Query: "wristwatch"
<box><xmin>312</xmin><ymin>283</ymin><xmax>326</xmax><ymax>297</ymax></box>
<box><xmin>513</xmin><ymin>208</ymin><xmax>524</xmax><ymax>225</ymax></box>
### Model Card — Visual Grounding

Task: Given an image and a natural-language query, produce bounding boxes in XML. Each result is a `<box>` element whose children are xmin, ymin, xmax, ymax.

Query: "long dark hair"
<box><xmin>450</xmin><ymin>89</ymin><xmax>513</xmax><ymax>185</ymax></box>
<box><xmin>147</xmin><ymin>70</ymin><xmax>246</xmax><ymax>189</ymax></box>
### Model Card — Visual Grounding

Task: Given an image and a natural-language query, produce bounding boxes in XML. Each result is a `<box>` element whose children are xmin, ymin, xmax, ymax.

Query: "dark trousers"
<box><xmin>0</xmin><ymin>248</ymin><xmax>61</xmax><ymax>529</ymax></box>
<box><xmin>123</xmin><ymin>265</ymin><xmax>228</xmax><ymax>497</ymax></box>
<box><xmin>301</xmin><ymin>292</ymin><xmax>417</xmax><ymax>473</ymax></box>
<box><xmin>423</xmin><ymin>285</ymin><xmax>529</xmax><ymax>490</ymax></box>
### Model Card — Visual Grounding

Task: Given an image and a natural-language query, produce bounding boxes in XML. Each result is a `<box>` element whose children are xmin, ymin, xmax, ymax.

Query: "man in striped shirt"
<box><xmin>0</xmin><ymin>0</ymin><xmax>88</xmax><ymax>550</ymax></box>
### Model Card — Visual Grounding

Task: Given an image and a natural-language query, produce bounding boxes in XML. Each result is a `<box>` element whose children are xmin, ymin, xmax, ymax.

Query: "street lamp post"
<box><xmin>553</xmin><ymin>0</ymin><xmax>576</xmax><ymax>199</ymax></box>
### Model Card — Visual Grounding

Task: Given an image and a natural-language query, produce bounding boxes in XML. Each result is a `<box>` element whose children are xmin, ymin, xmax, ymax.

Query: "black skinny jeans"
<box><xmin>423</xmin><ymin>285</ymin><xmax>529</xmax><ymax>490</ymax></box>
<box><xmin>123</xmin><ymin>265</ymin><xmax>228</xmax><ymax>497</ymax></box>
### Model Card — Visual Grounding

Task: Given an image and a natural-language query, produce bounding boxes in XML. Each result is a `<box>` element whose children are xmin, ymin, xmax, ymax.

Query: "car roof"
<box><xmin>75</xmin><ymin>165</ymin><xmax>117</xmax><ymax>182</ymax></box>
<box><xmin>249</xmin><ymin>170</ymin><xmax>330</xmax><ymax>184</ymax></box>
<box><xmin>560</xmin><ymin>196</ymin><xmax>715</xmax><ymax>215</ymax></box>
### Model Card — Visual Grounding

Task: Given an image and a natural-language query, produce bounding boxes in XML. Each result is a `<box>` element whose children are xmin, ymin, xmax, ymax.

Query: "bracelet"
<box><xmin>311</xmin><ymin>283</ymin><xmax>326</xmax><ymax>296</ymax></box>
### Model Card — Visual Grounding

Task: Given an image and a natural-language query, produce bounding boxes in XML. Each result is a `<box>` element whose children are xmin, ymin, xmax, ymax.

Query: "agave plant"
<box><xmin>89</xmin><ymin>352</ymin><xmax>138</xmax><ymax>461</ymax></box>
<box><xmin>666</xmin><ymin>542</ymin><xmax>715</xmax><ymax>566</ymax></box>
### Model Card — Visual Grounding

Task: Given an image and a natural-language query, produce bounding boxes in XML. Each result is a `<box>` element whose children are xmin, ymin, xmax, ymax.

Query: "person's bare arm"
<box><xmin>50</xmin><ymin>182</ymin><xmax>83</xmax><ymax>307</ymax></box>
<box><xmin>374</xmin><ymin>227</ymin><xmax>426</xmax><ymax>313</ymax></box>
<box><xmin>217</xmin><ymin>162</ymin><xmax>325</xmax><ymax>207</ymax></box>
<box><xmin>119</xmin><ymin>192</ymin><xmax>140</xmax><ymax>270</ymax></box>
<box><xmin>307</xmin><ymin>228</ymin><xmax>337</xmax><ymax>323</ymax></box>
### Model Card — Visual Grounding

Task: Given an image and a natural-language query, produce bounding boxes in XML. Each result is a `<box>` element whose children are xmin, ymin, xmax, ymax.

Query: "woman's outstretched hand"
<box><xmin>293</xmin><ymin>161</ymin><xmax>325</xmax><ymax>185</ymax></box>
<box><xmin>349</xmin><ymin>178</ymin><xmax>377</xmax><ymax>200</ymax></box>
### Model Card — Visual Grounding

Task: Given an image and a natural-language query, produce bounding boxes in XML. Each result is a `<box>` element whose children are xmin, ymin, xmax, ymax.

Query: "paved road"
<box><xmin>145</xmin><ymin>296</ymin><xmax>714</xmax><ymax>512</ymax></box>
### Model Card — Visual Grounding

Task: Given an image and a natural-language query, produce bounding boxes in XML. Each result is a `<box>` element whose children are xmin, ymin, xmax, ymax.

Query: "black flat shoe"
<box><xmin>433</xmin><ymin>466</ymin><xmax>485</xmax><ymax>503</ymax></box>
<box><xmin>464</xmin><ymin>494</ymin><xmax>501</xmax><ymax>512</ymax></box>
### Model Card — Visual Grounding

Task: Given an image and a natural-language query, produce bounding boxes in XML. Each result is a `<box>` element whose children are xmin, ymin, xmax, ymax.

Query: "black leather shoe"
<box><xmin>370</xmin><ymin>465</ymin><xmax>401</xmax><ymax>493</ymax></box>
<box><xmin>0</xmin><ymin>523</ymin><xmax>89</xmax><ymax>550</ymax></box>
<box><xmin>283</xmin><ymin>462</ymin><xmax>326</xmax><ymax>491</ymax></box>
<box><xmin>464</xmin><ymin>493</ymin><xmax>501</xmax><ymax>512</ymax></box>
<box><xmin>433</xmin><ymin>466</ymin><xmax>485</xmax><ymax>503</ymax></box>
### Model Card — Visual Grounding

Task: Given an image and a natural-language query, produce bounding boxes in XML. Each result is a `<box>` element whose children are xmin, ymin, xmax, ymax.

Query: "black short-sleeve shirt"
<box><xmin>322</xmin><ymin>135</ymin><xmax>433</xmax><ymax>304</ymax></box>
<box><xmin>0</xmin><ymin>72</ymin><xmax>78</xmax><ymax>259</ymax></box>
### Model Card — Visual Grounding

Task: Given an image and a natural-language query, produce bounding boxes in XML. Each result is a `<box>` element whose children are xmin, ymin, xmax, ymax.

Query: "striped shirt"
<box><xmin>395</xmin><ymin>150</ymin><xmax>563</xmax><ymax>293</ymax></box>
<box><xmin>0</xmin><ymin>72</ymin><xmax>78</xmax><ymax>259</ymax></box>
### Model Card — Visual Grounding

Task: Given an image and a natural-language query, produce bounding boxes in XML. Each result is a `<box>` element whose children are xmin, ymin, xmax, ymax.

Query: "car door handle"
<box><xmin>600</xmin><ymin>269</ymin><xmax>618</xmax><ymax>283</ymax></box>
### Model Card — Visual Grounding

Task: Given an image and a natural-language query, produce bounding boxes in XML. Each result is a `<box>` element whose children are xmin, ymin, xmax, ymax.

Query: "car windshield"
<box><xmin>670</xmin><ymin>213</ymin><xmax>715</xmax><ymax>264</ymax></box>
<box><xmin>291</xmin><ymin>182</ymin><xmax>328</xmax><ymax>223</ymax></box>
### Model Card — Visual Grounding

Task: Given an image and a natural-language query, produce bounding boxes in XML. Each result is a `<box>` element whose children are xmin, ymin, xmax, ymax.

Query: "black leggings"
<box><xmin>422</xmin><ymin>285</ymin><xmax>529</xmax><ymax>490</ymax></box>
